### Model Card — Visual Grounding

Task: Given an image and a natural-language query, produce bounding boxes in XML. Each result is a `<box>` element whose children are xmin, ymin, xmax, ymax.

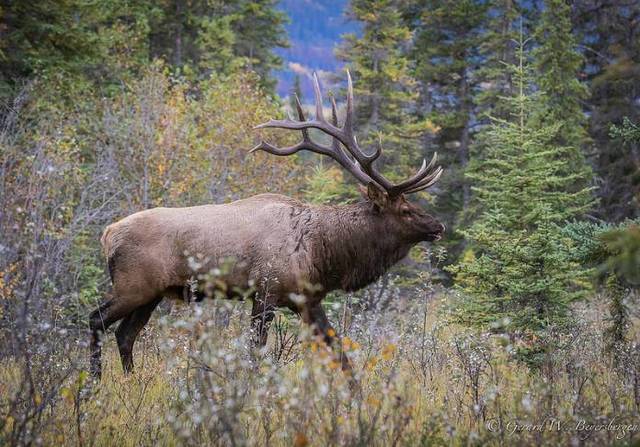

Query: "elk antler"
<box><xmin>251</xmin><ymin>71</ymin><xmax>443</xmax><ymax>197</ymax></box>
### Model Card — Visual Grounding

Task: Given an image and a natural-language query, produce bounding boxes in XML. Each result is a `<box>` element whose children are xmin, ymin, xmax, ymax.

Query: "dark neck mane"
<box><xmin>308</xmin><ymin>201</ymin><xmax>411</xmax><ymax>292</ymax></box>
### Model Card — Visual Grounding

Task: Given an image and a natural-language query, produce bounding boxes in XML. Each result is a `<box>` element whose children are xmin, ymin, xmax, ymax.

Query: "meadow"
<box><xmin>2</xmin><ymin>277</ymin><xmax>638</xmax><ymax>446</ymax></box>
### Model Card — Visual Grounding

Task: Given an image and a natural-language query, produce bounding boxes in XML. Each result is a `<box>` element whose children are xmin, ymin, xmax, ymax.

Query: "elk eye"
<box><xmin>401</xmin><ymin>208</ymin><xmax>412</xmax><ymax>216</ymax></box>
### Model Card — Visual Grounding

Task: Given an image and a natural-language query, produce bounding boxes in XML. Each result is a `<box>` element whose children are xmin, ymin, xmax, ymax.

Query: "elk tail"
<box><xmin>100</xmin><ymin>224</ymin><xmax>122</xmax><ymax>283</ymax></box>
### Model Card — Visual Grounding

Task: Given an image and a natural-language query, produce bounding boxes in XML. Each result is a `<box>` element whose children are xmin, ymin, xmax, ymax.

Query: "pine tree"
<box><xmin>474</xmin><ymin>0</ymin><xmax>521</xmax><ymax>120</ymax></box>
<box><xmin>532</xmin><ymin>0</ymin><xmax>592</xmax><ymax>189</ymax></box>
<box><xmin>450</xmin><ymin>38</ymin><xmax>593</xmax><ymax>367</ymax></box>
<box><xmin>230</xmin><ymin>0</ymin><xmax>289</xmax><ymax>92</ymax></box>
<box><xmin>572</xmin><ymin>1</ymin><xmax>640</xmax><ymax>221</ymax></box>
<box><xmin>337</xmin><ymin>0</ymin><xmax>435</xmax><ymax>179</ymax></box>
<box><xmin>148</xmin><ymin>0</ymin><xmax>287</xmax><ymax>90</ymax></box>
<box><xmin>402</xmin><ymin>0</ymin><xmax>490</xmax><ymax>256</ymax></box>
<box><xmin>196</xmin><ymin>14</ymin><xmax>244</xmax><ymax>76</ymax></box>
<box><xmin>0</xmin><ymin>0</ymin><xmax>112</xmax><ymax>99</ymax></box>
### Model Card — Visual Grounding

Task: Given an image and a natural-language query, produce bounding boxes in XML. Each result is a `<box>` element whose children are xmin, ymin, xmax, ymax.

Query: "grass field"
<box><xmin>1</xmin><ymin>292</ymin><xmax>639</xmax><ymax>446</ymax></box>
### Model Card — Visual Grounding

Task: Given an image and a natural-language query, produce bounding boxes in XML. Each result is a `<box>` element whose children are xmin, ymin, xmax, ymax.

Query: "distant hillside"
<box><xmin>275</xmin><ymin>0</ymin><xmax>359</xmax><ymax>100</ymax></box>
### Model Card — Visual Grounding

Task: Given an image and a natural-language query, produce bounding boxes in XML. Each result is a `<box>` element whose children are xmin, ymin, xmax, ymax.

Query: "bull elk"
<box><xmin>89</xmin><ymin>71</ymin><xmax>445</xmax><ymax>379</ymax></box>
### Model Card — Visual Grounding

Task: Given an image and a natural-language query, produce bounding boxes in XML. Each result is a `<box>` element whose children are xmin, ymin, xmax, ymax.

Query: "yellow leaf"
<box><xmin>4</xmin><ymin>416</ymin><xmax>14</xmax><ymax>433</ymax></box>
<box><xmin>367</xmin><ymin>395</ymin><xmax>381</xmax><ymax>408</ymax></box>
<box><xmin>366</xmin><ymin>357</ymin><xmax>378</xmax><ymax>371</ymax></box>
<box><xmin>381</xmin><ymin>344</ymin><xmax>397</xmax><ymax>360</ymax></box>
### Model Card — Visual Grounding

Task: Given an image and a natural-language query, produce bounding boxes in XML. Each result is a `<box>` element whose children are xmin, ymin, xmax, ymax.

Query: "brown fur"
<box><xmin>89</xmin><ymin>189</ymin><xmax>444</xmax><ymax>379</ymax></box>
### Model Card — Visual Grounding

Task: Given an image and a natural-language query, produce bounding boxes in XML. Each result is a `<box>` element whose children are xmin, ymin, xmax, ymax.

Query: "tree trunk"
<box><xmin>174</xmin><ymin>1</ymin><xmax>183</xmax><ymax>67</ymax></box>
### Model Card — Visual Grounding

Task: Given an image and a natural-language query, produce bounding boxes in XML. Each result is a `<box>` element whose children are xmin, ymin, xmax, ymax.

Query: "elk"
<box><xmin>89</xmin><ymin>71</ymin><xmax>445</xmax><ymax>379</ymax></box>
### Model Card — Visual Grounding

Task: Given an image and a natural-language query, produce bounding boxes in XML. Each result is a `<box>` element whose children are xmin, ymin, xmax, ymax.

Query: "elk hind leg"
<box><xmin>89</xmin><ymin>299</ymin><xmax>135</xmax><ymax>379</ymax></box>
<box><xmin>115</xmin><ymin>297</ymin><xmax>162</xmax><ymax>374</ymax></box>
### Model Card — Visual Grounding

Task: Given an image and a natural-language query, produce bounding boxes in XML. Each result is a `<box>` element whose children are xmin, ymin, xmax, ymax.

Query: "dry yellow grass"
<box><xmin>1</xmin><ymin>297</ymin><xmax>638</xmax><ymax>446</ymax></box>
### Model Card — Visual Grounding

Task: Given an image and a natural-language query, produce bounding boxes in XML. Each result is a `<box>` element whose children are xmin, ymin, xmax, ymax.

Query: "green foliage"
<box><xmin>531</xmin><ymin>0</ymin><xmax>592</xmax><ymax>195</ymax></box>
<box><xmin>610</xmin><ymin>117</ymin><xmax>640</xmax><ymax>143</ymax></box>
<box><xmin>561</xmin><ymin>218</ymin><xmax>638</xmax><ymax>363</ymax></box>
<box><xmin>230</xmin><ymin>0</ymin><xmax>289</xmax><ymax>91</ymax></box>
<box><xmin>532</xmin><ymin>0</ymin><xmax>589</xmax><ymax>147</ymax></box>
<box><xmin>195</xmin><ymin>14</ymin><xmax>244</xmax><ymax>75</ymax></box>
<box><xmin>572</xmin><ymin>2</ymin><xmax>640</xmax><ymax>221</ymax></box>
<box><xmin>148</xmin><ymin>0</ymin><xmax>288</xmax><ymax>90</ymax></box>
<box><xmin>474</xmin><ymin>0</ymin><xmax>520</xmax><ymax>120</ymax></box>
<box><xmin>562</xmin><ymin>218</ymin><xmax>640</xmax><ymax>285</ymax></box>
<box><xmin>337</xmin><ymin>0</ymin><xmax>436</xmax><ymax>178</ymax></box>
<box><xmin>449</xmin><ymin>40</ymin><xmax>593</xmax><ymax>367</ymax></box>
<box><xmin>402</xmin><ymin>0</ymin><xmax>490</xmax><ymax>262</ymax></box>
<box><xmin>600</xmin><ymin>225</ymin><xmax>640</xmax><ymax>286</ymax></box>
<box><xmin>303</xmin><ymin>165</ymin><xmax>357</xmax><ymax>205</ymax></box>
<box><xmin>0</xmin><ymin>0</ymin><xmax>104</xmax><ymax>97</ymax></box>
<box><xmin>609</xmin><ymin>116</ymin><xmax>640</xmax><ymax>217</ymax></box>
<box><xmin>0</xmin><ymin>0</ymin><xmax>288</xmax><ymax>101</ymax></box>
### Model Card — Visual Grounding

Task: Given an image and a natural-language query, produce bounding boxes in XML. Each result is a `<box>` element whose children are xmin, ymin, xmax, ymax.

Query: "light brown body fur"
<box><xmin>89</xmin><ymin>191</ymin><xmax>443</xmax><ymax>379</ymax></box>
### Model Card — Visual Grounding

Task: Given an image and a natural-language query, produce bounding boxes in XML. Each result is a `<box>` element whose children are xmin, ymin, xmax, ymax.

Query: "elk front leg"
<box><xmin>251</xmin><ymin>297</ymin><xmax>275</xmax><ymax>347</ymax></box>
<box><xmin>301</xmin><ymin>303</ymin><xmax>353</xmax><ymax>375</ymax></box>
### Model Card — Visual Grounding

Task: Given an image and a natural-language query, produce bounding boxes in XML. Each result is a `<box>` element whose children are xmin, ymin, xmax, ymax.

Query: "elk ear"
<box><xmin>364</xmin><ymin>182</ymin><xmax>388</xmax><ymax>210</ymax></box>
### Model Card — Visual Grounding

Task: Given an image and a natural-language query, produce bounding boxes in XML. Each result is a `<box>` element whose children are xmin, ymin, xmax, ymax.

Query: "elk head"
<box><xmin>251</xmin><ymin>71</ymin><xmax>445</xmax><ymax>244</ymax></box>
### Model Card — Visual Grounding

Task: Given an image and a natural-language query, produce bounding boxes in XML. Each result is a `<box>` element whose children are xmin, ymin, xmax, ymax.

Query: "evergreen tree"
<box><xmin>0</xmin><ymin>0</ymin><xmax>108</xmax><ymax>99</ymax></box>
<box><xmin>195</xmin><ymin>14</ymin><xmax>244</xmax><ymax>76</ymax></box>
<box><xmin>0</xmin><ymin>0</ymin><xmax>167</xmax><ymax>108</ymax></box>
<box><xmin>450</xmin><ymin>38</ymin><xmax>593</xmax><ymax>367</ymax></box>
<box><xmin>230</xmin><ymin>0</ymin><xmax>289</xmax><ymax>92</ymax></box>
<box><xmin>474</xmin><ymin>0</ymin><xmax>520</xmax><ymax>120</ymax></box>
<box><xmin>402</xmin><ymin>0</ymin><xmax>490</xmax><ymax>256</ymax></box>
<box><xmin>141</xmin><ymin>0</ymin><xmax>288</xmax><ymax>89</ymax></box>
<box><xmin>572</xmin><ymin>1</ymin><xmax>640</xmax><ymax>221</ymax></box>
<box><xmin>532</xmin><ymin>0</ymin><xmax>592</xmax><ymax>188</ymax></box>
<box><xmin>337</xmin><ymin>0</ymin><xmax>434</xmax><ymax>179</ymax></box>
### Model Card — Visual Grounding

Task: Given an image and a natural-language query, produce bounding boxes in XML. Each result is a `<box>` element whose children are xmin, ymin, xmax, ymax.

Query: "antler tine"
<box><xmin>387</xmin><ymin>152</ymin><xmax>438</xmax><ymax>195</ymax></box>
<box><xmin>294</xmin><ymin>94</ymin><xmax>306</xmax><ymax>121</ymax></box>
<box><xmin>250</xmin><ymin>141</ymin><xmax>302</xmax><ymax>156</ymax></box>
<box><xmin>330</xmin><ymin>95</ymin><xmax>350</xmax><ymax>156</ymax></box>
<box><xmin>341</xmin><ymin>71</ymin><xmax>381</xmax><ymax>163</ymax></box>
<box><xmin>312</xmin><ymin>72</ymin><xmax>326</xmax><ymax>123</ymax></box>
<box><xmin>344</xmin><ymin>70</ymin><xmax>354</xmax><ymax>136</ymax></box>
<box><xmin>329</xmin><ymin>94</ymin><xmax>343</xmax><ymax>153</ymax></box>
<box><xmin>404</xmin><ymin>166</ymin><xmax>444</xmax><ymax>194</ymax></box>
<box><xmin>294</xmin><ymin>94</ymin><xmax>312</xmax><ymax>142</ymax></box>
<box><xmin>330</xmin><ymin>94</ymin><xmax>339</xmax><ymax>126</ymax></box>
